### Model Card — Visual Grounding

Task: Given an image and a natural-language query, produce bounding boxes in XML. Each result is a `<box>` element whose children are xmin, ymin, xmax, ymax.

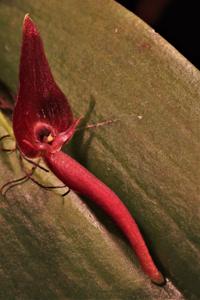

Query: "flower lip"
<box><xmin>22</xmin><ymin>118</ymin><xmax>81</xmax><ymax>158</ymax></box>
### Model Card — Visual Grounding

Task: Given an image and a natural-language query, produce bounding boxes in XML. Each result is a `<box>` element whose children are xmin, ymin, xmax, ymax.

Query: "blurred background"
<box><xmin>116</xmin><ymin>0</ymin><xmax>200</xmax><ymax>70</ymax></box>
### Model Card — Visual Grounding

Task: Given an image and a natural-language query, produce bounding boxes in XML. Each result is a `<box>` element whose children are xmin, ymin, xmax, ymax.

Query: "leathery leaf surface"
<box><xmin>0</xmin><ymin>0</ymin><xmax>200</xmax><ymax>299</ymax></box>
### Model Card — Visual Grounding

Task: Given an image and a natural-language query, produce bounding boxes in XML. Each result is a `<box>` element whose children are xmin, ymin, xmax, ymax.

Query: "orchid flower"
<box><xmin>12</xmin><ymin>15</ymin><xmax>164</xmax><ymax>285</ymax></box>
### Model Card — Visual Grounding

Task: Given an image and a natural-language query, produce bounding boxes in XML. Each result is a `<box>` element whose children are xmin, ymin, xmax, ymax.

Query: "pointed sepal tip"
<box><xmin>23</xmin><ymin>13</ymin><xmax>38</xmax><ymax>37</ymax></box>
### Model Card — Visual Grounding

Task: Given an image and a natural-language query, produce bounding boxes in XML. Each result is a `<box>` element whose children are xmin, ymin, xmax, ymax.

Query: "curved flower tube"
<box><xmin>13</xmin><ymin>15</ymin><xmax>164</xmax><ymax>285</ymax></box>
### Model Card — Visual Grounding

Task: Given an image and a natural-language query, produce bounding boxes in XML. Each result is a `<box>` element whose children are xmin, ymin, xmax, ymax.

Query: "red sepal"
<box><xmin>13</xmin><ymin>15</ymin><xmax>74</xmax><ymax>157</ymax></box>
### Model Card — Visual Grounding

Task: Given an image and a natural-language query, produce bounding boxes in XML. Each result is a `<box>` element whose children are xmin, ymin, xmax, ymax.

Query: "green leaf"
<box><xmin>0</xmin><ymin>0</ymin><xmax>199</xmax><ymax>299</ymax></box>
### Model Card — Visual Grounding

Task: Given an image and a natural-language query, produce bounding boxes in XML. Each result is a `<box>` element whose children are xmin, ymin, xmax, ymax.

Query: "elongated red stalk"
<box><xmin>44</xmin><ymin>151</ymin><xmax>164</xmax><ymax>284</ymax></box>
<box><xmin>11</xmin><ymin>15</ymin><xmax>165</xmax><ymax>285</ymax></box>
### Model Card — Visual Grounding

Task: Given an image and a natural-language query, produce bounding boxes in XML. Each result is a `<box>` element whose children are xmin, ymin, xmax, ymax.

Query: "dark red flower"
<box><xmin>12</xmin><ymin>15</ymin><xmax>165</xmax><ymax>285</ymax></box>
<box><xmin>13</xmin><ymin>14</ymin><xmax>80</xmax><ymax>158</ymax></box>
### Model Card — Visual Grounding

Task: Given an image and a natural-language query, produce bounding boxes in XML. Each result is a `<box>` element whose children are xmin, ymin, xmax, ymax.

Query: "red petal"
<box><xmin>13</xmin><ymin>15</ymin><xmax>73</xmax><ymax>157</ymax></box>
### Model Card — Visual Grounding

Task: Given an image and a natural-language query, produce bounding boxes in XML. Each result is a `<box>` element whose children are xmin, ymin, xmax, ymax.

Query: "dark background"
<box><xmin>116</xmin><ymin>0</ymin><xmax>200</xmax><ymax>70</ymax></box>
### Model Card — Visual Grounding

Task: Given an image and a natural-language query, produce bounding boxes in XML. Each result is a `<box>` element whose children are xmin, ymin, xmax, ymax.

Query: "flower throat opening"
<box><xmin>34</xmin><ymin>123</ymin><xmax>55</xmax><ymax>144</ymax></box>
